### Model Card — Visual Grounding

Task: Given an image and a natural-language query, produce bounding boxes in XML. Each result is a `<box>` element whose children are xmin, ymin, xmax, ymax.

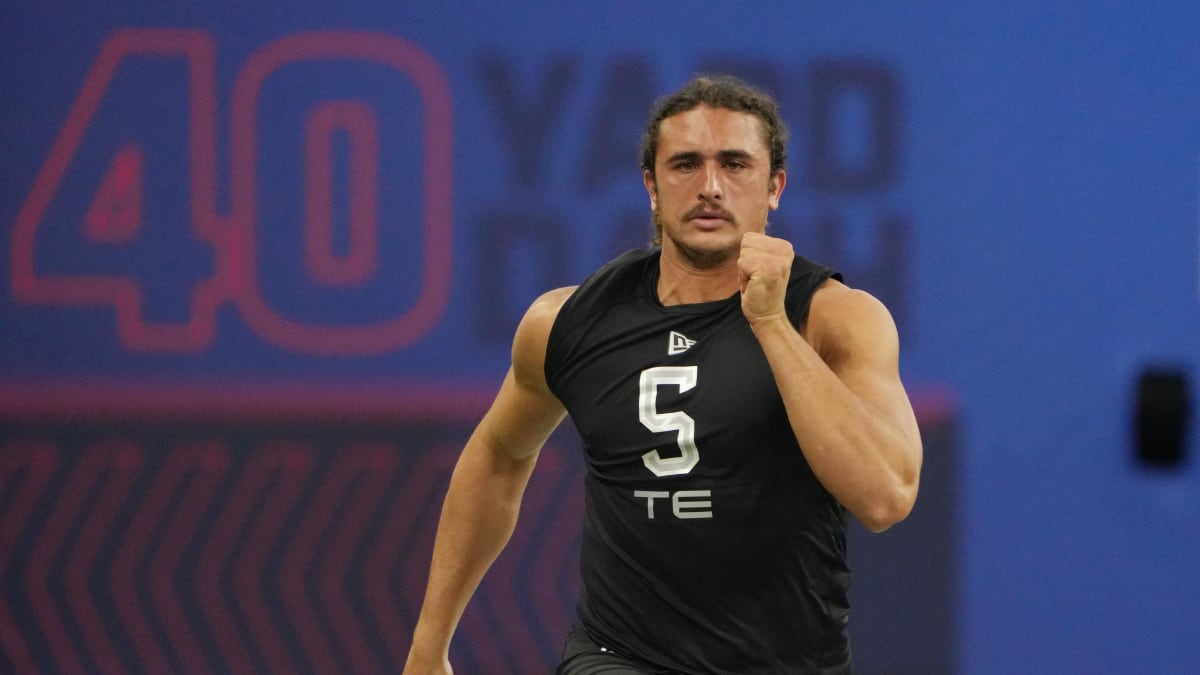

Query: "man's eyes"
<box><xmin>670</xmin><ymin>160</ymin><xmax>747</xmax><ymax>171</ymax></box>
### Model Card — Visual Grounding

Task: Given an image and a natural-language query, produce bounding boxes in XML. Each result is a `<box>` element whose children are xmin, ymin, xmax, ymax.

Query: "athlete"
<box><xmin>403</xmin><ymin>74</ymin><xmax>923</xmax><ymax>674</ymax></box>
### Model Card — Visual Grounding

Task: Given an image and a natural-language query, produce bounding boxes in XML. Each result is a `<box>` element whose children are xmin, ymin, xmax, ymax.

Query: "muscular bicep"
<box><xmin>472</xmin><ymin>286</ymin><xmax>575</xmax><ymax>464</ymax></box>
<box><xmin>473</xmin><ymin>368</ymin><xmax>567</xmax><ymax>464</ymax></box>
<box><xmin>812</xmin><ymin>286</ymin><xmax>921</xmax><ymax>448</ymax></box>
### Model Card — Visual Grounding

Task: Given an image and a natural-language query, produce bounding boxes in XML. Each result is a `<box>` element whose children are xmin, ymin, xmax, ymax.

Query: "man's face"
<box><xmin>645</xmin><ymin>104</ymin><xmax>785</xmax><ymax>268</ymax></box>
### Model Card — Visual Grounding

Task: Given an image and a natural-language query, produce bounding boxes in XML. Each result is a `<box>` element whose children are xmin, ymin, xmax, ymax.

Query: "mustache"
<box><xmin>683</xmin><ymin>204</ymin><xmax>735</xmax><ymax>221</ymax></box>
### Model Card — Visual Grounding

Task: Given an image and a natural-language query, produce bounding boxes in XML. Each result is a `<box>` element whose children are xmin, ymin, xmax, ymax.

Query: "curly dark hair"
<box><xmin>640</xmin><ymin>74</ymin><xmax>789</xmax><ymax>180</ymax></box>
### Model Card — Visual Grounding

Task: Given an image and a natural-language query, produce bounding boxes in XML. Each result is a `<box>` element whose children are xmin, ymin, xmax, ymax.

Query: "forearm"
<box><xmin>408</xmin><ymin>437</ymin><xmax>537</xmax><ymax>660</ymax></box>
<box><xmin>750</xmin><ymin>316</ymin><xmax>919</xmax><ymax>531</ymax></box>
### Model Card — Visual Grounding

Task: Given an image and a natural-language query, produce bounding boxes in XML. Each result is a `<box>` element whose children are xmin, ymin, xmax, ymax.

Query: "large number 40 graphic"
<box><xmin>638</xmin><ymin>366</ymin><xmax>700</xmax><ymax>477</ymax></box>
<box><xmin>9</xmin><ymin>28</ymin><xmax>452</xmax><ymax>354</ymax></box>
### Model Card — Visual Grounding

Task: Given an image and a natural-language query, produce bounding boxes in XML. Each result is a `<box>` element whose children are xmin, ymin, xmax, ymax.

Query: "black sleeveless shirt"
<box><xmin>545</xmin><ymin>248</ymin><xmax>853</xmax><ymax>674</ymax></box>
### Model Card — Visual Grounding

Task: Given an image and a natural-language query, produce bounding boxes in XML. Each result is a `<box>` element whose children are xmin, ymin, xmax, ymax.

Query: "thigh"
<box><xmin>556</xmin><ymin>625</ymin><xmax>666</xmax><ymax>675</ymax></box>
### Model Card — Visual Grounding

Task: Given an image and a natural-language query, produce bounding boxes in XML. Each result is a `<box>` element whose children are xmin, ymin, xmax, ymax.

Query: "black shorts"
<box><xmin>556</xmin><ymin>625</ymin><xmax>678</xmax><ymax>675</ymax></box>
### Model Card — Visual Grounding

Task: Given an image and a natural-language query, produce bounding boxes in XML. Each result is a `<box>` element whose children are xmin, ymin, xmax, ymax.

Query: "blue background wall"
<box><xmin>3</xmin><ymin>2</ymin><xmax>1199</xmax><ymax>673</ymax></box>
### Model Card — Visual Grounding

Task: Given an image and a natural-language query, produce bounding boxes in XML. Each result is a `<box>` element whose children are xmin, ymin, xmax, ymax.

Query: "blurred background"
<box><xmin>2</xmin><ymin>2</ymin><xmax>1198</xmax><ymax>673</ymax></box>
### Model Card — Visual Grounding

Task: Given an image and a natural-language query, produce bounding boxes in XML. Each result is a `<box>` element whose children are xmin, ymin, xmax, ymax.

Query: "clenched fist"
<box><xmin>738</xmin><ymin>231</ymin><xmax>794</xmax><ymax>325</ymax></box>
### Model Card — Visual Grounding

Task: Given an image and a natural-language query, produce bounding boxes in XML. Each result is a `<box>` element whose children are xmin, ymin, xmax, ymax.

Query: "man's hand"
<box><xmin>738</xmin><ymin>232</ymin><xmax>794</xmax><ymax>325</ymax></box>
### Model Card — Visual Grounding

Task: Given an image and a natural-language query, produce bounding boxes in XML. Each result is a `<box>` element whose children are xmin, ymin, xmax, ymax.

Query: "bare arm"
<box><xmin>739</xmin><ymin>233</ymin><xmax>922</xmax><ymax>532</ymax></box>
<box><xmin>403</xmin><ymin>287</ymin><xmax>573</xmax><ymax>674</ymax></box>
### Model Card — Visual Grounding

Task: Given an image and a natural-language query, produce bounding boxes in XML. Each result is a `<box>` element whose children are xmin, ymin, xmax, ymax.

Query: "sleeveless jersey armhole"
<box><xmin>785</xmin><ymin>255</ymin><xmax>843</xmax><ymax>329</ymax></box>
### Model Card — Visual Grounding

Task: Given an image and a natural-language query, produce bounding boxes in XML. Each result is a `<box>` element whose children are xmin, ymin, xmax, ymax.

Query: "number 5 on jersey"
<box><xmin>638</xmin><ymin>366</ymin><xmax>699</xmax><ymax>476</ymax></box>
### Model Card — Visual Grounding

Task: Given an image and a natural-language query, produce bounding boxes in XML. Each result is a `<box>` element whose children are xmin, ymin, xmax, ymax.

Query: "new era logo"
<box><xmin>668</xmin><ymin>331</ymin><xmax>696</xmax><ymax>355</ymax></box>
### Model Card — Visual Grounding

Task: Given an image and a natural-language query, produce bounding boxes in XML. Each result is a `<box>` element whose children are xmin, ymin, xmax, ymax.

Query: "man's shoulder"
<box><xmin>810</xmin><ymin>279</ymin><xmax>888</xmax><ymax>322</ymax></box>
<box><xmin>806</xmin><ymin>279</ymin><xmax>897</xmax><ymax>361</ymax></box>
<box><xmin>524</xmin><ymin>286</ymin><xmax>576</xmax><ymax>328</ymax></box>
<box><xmin>560</xmin><ymin>247</ymin><xmax>658</xmax><ymax>314</ymax></box>
<box><xmin>519</xmin><ymin>249</ymin><xmax>654</xmax><ymax>342</ymax></box>
<box><xmin>589</xmin><ymin>247</ymin><xmax>658</xmax><ymax>287</ymax></box>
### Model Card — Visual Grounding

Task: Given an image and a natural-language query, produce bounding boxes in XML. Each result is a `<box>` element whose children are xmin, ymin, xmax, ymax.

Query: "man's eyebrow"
<box><xmin>664</xmin><ymin>149</ymin><xmax>756</xmax><ymax>164</ymax></box>
<box><xmin>665</xmin><ymin>151</ymin><xmax>701</xmax><ymax>164</ymax></box>
<box><xmin>717</xmin><ymin>149</ymin><xmax>754</xmax><ymax>162</ymax></box>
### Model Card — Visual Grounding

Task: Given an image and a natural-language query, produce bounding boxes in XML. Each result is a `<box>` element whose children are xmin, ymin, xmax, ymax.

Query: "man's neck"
<box><xmin>656</xmin><ymin>247</ymin><xmax>740</xmax><ymax>306</ymax></box>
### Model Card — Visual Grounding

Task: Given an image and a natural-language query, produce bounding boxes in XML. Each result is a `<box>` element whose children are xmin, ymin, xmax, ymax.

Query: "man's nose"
<box><xmin>699</xmin><ymin>163</ymin><xmax>722</xmax><ymax>200</ymax></box>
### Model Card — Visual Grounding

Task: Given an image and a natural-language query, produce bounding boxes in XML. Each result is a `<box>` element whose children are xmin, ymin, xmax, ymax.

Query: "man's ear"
<box><xmin>643</xmin><ymin>169</ymin><xmax>658</xmax><ymax>210</ymax></box>
<box><xmin>768</xmin><ymin>169</ymin><xmax>787</xmax><ymax>210</ymax></box>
